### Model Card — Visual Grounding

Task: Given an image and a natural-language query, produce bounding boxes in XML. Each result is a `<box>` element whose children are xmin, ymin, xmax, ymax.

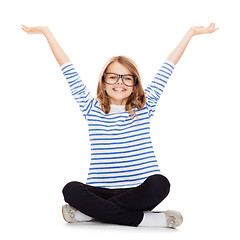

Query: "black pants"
<box><xmin>62</xmin><ymin>174</ymin><xmax>170</xmax><ymax>227</ymax></box>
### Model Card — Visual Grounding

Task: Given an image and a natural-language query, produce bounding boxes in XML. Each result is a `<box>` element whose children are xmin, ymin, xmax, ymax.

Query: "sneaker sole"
<box><xmin>153</xmin><ymin>210</ymin><xmax>183</xmax><ymax>228</ymax></box>
<box><xmin>62</xmin><ymin>205</ymin><xmax>68</xmax><ymax>223</ymax></box>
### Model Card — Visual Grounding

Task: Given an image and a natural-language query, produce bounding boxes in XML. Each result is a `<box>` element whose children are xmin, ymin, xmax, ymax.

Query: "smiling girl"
<box><xmin>22</xmin><ymin>23</ymin><xmax>218</xmax><ymax>228</ymax></box>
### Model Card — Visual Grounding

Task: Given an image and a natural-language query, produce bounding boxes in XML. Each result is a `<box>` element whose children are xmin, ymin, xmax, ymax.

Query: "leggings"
<box><xmin>62</xmin><ymin>174</ymin><xmax>170</xmax><ymax>227</ymax></box>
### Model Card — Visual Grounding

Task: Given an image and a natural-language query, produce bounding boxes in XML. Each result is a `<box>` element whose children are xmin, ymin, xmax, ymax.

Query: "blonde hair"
<box><xmin>96</xmin><ymin>56</ymin><xmax>146</xmax><ymax>119</ymax></box>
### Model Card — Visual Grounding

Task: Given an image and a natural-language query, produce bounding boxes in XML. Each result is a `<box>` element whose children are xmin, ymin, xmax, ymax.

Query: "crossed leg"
<box><xmin>62</xmin><ymin>174</ymin><xmax>170</xmax><ymax>227</ymax></box>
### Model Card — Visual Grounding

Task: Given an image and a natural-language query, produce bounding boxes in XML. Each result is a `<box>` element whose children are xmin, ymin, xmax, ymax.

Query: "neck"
<box><xmin>109</xmin><ymin>100</ymin><xmax>127</xmax><ymax>105</ymax></box>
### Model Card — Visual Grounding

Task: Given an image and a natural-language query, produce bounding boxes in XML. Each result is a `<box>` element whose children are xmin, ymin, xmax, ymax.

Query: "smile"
<box><xmin>112</xmin><ymin>87</ymin><xmax>126</xmax><ymax>92</ymax></box>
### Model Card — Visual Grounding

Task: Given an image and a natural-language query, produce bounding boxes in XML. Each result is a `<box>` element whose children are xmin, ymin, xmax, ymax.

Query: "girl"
<box><xmin>22</xmin><ymin>23</ymin><xmax>219</xmax><ymax>228</ymax></box>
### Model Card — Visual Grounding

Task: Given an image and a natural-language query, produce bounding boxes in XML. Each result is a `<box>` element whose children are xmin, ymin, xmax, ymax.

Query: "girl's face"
<box><xmin>103</xmin><ymin>61</ymin><xmax>135</xmax><ymax>105</ymax></box>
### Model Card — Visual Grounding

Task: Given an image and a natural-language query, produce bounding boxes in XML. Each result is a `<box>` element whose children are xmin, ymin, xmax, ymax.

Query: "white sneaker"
<box><xmin>153</xmin><ymin>210</ymin><xmax>183</xmax><ymax>228</ymax></box>
<box><xmin>62</xmin><ymin>204</ymin><xmax>93</xmax><ymax>223</ymax></box>
<box><xmin>161</xmin><ymin>210</ymin><xmax>183</xmax><ymax>228</ymax></box>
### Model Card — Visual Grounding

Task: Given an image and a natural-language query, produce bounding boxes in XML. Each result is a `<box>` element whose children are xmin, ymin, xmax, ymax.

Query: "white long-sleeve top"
<box><xmin>60</xmin><ymin>60</ymin><xmax>175</xmax><ymax>189</ymax></box>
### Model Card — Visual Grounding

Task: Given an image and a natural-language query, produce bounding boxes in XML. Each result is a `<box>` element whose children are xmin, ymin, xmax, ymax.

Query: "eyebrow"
<box><xmin>105</xmin><ymin>72</ymin><xmax>134</xmax><ymax>76</ymax></box>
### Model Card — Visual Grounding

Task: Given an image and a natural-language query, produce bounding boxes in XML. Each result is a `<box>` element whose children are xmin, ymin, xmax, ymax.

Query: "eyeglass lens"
<box><xmin>104</xmin><ymin>73</ymin><xmax>135</xmax><ymax>86</ymax></box>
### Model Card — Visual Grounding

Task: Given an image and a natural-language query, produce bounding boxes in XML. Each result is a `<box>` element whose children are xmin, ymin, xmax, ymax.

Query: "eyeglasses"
<box><xmin>103</xmin><ymin>73</ymin><xmax>137</xmax><ymax>87</ymax></box>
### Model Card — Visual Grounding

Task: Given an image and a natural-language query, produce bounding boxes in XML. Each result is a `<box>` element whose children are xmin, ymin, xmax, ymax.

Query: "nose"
<box><xmin>117</xmin><ymin>76</ymin><xmax>123</xmax><ymax>84</ymax></box>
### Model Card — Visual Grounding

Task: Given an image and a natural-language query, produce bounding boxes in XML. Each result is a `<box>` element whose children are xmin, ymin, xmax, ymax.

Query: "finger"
<box><xmin>207</xmin><ymin>23</ymin><xmax>213</xmax><ymax>29</ymax></box>
<box><xmin>208</xmin><ymin>22</ymin><xmax>215</xmax><ymax>30</ymax></box>
<box><xmin>21</xmin><ymin>26</ymin><xmax>31</xmax><ymax>34</ymax></box>
<box><xmin>211</xmin><ymin>23</ymin><xmax>218</xmax><ymax>32</ymax></box>
<box><xmin>21</xmin><ymin>26</ymin><xmax>28</xmax><ymax>32</ymax></box>
<box><xmin>21</xmin><ymin>25</ymin><xmax>30</xmax><ymax>32</ymax></box>
<box><xmin>211</xmin><ymin>23</ymin><xmax>215</xmax><ymax>30</ymax></box>
<box><xmin>206</xmin><ymin>23</ymin><xmax>216</xmax><ymax>32</ymax></box>
<box><xmin>21</xmin><ymin>24</ymin><xmax>29</xmax><ymax>29</ymax></box>
<box><xmin>22</xmin><ymin>29</ymin><xmax>30</xmax><ymax>34</ymax></box>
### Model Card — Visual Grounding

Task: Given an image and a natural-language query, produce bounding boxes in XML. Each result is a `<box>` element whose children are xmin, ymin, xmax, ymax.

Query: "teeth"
<box><xmin>113</xmin><ymin>88</ymin><xmax>125</xmax><ymax>91</ymax></box>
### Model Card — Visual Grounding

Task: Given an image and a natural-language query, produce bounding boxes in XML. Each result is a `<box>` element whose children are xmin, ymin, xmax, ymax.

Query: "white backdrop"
<box><xmin>1</xmin><ymin>0</ymin><xmax>240</xmax><ymax>239</ymax></box>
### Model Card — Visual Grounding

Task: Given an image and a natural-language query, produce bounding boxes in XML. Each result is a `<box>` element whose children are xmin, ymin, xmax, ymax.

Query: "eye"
<box><xmin>124</xmin><ymin>75</ymin><xmax>134</xmax><ymax>81</ymax></box>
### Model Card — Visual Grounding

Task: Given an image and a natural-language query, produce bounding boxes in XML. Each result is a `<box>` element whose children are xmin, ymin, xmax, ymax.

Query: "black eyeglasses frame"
<box><xmin>103</xmin><ymin>72</ymin><xmax>138</xmax><ymax>87</ymax></box>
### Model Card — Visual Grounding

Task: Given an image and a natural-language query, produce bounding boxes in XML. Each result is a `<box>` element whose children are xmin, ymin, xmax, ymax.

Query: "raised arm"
<box><xmin>22</xmin><ymin>24</ymin><xmax>94</xmax><ymax>119</ymax></box>
<box><xmin>145</xmin><ymin>23</ymin><xmax>219</xmax><ymax>119</ymax></box>
<box><xmin>21</xmin><ymin>25</ymin><xmax>70</xmax><ymax>66</ymax></box>
<box><xmin>167</xmin><ymin>22</ymin><xmax>219</xmax><ymax>65</ymax></box>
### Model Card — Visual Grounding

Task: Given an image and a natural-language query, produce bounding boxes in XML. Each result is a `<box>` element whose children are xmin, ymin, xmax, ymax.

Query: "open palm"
<box><xmin>21</xmin><ymin>25</ymin><xmax>45</xmax><ymax>34</ymax></box>
<box><xmin>190</xmin><ymin>22</ymin><xmax>219</xmax><ymax>36</ymax></box>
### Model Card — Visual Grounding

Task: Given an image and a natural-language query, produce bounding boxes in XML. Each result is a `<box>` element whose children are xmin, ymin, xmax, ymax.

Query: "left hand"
<box><xmin>189</xmin><ymin>22</ymin><xmax>219</xmax><ymax>37</ymax></box>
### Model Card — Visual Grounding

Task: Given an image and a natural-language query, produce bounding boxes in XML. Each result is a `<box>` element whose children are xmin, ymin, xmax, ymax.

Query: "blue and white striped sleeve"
<box><xmin>60</xmin><ymin>62</ymin><xmax>94</xmax><ymax>120</ymax></box>
<box><xmin>145</xmin><ymin>60</ymin><xmax>175</xmax><ymax>119</ymax></box>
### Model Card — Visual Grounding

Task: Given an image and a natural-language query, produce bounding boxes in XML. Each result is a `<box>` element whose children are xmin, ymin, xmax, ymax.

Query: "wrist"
<box><xmin>42</xmin><ymin>26</ymin><xmax>50</xmax><ymax>35</ymax></box>
<box><xmin>186</xmin><ymin>28</ymin><xmax>194</xmax><ymax>38</ymax></box>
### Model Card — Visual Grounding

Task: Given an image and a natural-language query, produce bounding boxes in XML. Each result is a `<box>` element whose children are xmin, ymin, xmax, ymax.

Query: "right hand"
<box><xmin>21</xmin><ymin>25</ymin><xmax>47</xmax><ymax>34</ymax></box>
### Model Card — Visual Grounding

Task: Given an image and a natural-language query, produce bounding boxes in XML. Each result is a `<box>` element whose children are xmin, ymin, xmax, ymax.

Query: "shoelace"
<box><xmin>167</xmin><ymin>215</ymin><xmax>176</xmax><ymax>228</ymax></box>
<box><xmin>66</xmin><ymin>205</ymin><xmax>77</xmax><ymax>218</ymax></box>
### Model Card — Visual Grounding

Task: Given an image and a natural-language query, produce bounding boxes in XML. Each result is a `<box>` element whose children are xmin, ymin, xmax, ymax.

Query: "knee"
<box><xmin>146</xmin><ymin>174</ymin><xmax>171</xmax><ymax>195</ymax></box>
<box><xmin>62</xmin><ymin>181</ymin><xmax>83</xmax><ymax>199</ymax></box>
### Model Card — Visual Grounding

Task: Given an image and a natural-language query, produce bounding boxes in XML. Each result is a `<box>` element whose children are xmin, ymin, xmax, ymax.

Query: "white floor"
<box><xmin>3</xmin><ymin>203</ymin><xmax>238</xmax><ymax>240</ymax></box>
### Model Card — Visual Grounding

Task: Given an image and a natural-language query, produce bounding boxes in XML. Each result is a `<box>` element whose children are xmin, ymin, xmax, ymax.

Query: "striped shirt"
<box><xmin>60</xmin><ymin>60</ymin><xmax>175</xmax><ymax>189</ymax></box>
